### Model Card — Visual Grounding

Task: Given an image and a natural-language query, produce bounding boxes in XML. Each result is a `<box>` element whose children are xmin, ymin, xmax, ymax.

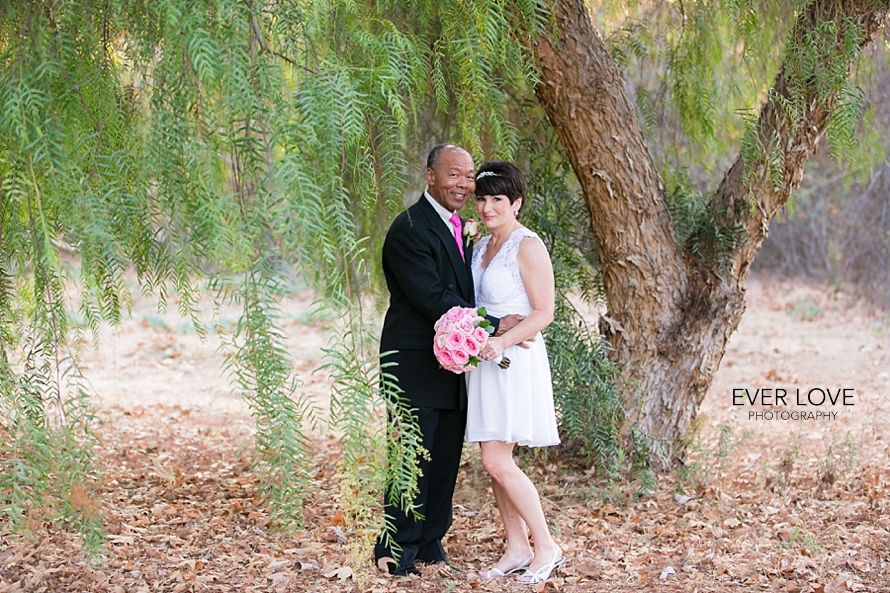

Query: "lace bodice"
<box><xmin>472</xmin><ymin>227</ymin><xmax>546</xmax><ymax>316</ymax></box>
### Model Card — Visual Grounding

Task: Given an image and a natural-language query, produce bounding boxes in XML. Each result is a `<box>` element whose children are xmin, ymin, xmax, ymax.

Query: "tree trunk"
<box><xmin>535</xmin><ymin>0</ymin><xmax>889</xmax><ymax>470</ymax></box>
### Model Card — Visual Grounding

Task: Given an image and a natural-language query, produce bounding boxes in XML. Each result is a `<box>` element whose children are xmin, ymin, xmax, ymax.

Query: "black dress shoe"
<box><xmin>393</xmin><ymin>565</ymin><xmax>422</xmax><ymax>577</ymax></box>
<box><xmin>418</xmin><ymin>560</ymin><xmax>461</xmax><ymax>575</ymax></box>
<box><xmin>378</xmin><ymin>557</ymin><xmax>421</xmax><ymax>577</ymax></box>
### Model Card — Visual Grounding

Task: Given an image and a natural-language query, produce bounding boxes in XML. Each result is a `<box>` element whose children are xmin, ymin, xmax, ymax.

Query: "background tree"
<box><xmin>533</xmin><ymin>0</ymin><xmax>890</xmax><ymax>469</ymax></box>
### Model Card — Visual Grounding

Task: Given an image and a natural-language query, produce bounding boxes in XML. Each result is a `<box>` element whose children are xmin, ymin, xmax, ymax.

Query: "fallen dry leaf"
<box><xmin>2</xmin><ymin>279</ymin><xmax>889</xmax><ymax>593</ymax></box>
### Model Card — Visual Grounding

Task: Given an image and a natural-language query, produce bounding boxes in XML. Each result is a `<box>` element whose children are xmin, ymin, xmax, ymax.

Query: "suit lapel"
<box><xmin>417</xmin><ymin>197</ymin><xmax>472</xmax><ymax>298</ymax></box>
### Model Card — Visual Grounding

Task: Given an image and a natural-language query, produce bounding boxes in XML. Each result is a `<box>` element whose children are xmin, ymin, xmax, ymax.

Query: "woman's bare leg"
<box><xmin>487</xmin><ymin>459</ymin><xmax>533</xmax><ymax>572</ymax></box>
<box><xmin>480</xmin><ymin>441</ymin><xmax>560</xmax><ymax>573</ymax></box>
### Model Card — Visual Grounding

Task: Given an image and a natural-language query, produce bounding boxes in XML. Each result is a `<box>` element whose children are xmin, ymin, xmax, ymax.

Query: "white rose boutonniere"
<box><xmin>463</xmin><ymin>219</ymin><xmax>481</xmax><ymax>246</ymax></box>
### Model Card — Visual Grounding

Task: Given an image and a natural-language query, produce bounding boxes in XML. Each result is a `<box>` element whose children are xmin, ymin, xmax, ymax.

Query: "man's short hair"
<box><xmin>427</xmin><ymin>144</ymin><xmax>456</xmax><ymax>171</ymax></box>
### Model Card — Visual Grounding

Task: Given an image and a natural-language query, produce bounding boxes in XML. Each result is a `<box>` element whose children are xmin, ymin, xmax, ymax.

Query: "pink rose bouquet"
<box><xmin>433</xmin><ymin>306</ymin><xmax>510</xmax><ymax>374</ymax></box>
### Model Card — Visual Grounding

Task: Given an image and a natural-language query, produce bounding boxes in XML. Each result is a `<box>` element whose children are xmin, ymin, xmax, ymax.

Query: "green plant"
<box><xmin>321</xmin><ymin>319</ymin><xmax>428</xmax><ymax>581</ymax></box>
<box><xmin>219</xmin><ymin>273</ymin><xmax>314</xmax><ymax>530</ymax></box>
<box><xmin>0</xmin><ymin>361</ymin><xmax>103</xmax><ymax>558</ymax></box>
<box><xmin>778</xmin><ymin>526</ymin><xmax>821</xmax><ymax>556</ymax></box>
<box><xmin>801</xmin><ymin>533</ymin><xmax>822</xmax><ymax>556</ymax></box>
<box><xmin>582</xmin><ymin>481</ymin><xmax>625</xmax><ymax>505</ymax></box>
<box><xmin>777</xmin><ymin>430</ymin><xmax>804</xmax><ymax>482</ymax></box>
<box><xmin>678</xmin><ymin>420</ymin><xmax>749</xmax><ymax>495</ymax></box>
<box><xmin>633</xmin><ymin>466</ymin><xmax>658</xmax><ymax>500</ymax></box>
<box><xmin>788</xmin><ymin>297</ymin><xmax>823</xmax><ymax>321</ymax></box>
<box><xmin>663</xmin><ymin>169</ymin><xmax>744</xmax><ymax>274</ymax></box>
<box><xmin>819</xmin><ymin>430</ymin><xmax>859</xmax><ymax>485</ymax></box>
<box><xmin>777</xmin><ymin>525</ymin><xmax>801</xmax><ymax>549</ymax></box>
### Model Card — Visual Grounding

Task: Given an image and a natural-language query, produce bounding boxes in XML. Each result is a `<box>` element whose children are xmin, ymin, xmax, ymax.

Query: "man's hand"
<box><xmin>494</xmin><ymin>314</ymin><xmax>536</xmax><ymax>350</ymax></box>
<box><xmin>494</xmin><ymin>314</ymin><xmax>524</xmax><ymax>336</ymax></box>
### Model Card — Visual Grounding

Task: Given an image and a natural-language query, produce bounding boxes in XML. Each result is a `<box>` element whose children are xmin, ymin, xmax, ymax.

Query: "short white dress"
<box><xmin>465</xmin><ymin>227</ymin><xmax>560</xmax><ymax>447</ymax></box>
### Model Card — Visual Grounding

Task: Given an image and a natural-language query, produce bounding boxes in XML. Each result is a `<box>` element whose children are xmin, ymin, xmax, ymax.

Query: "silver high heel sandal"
<box><xmin>479</xmin><ymin>553</ymin><xmax>534</xmax><ymax>579</ymax></box>
<box><xmin>516</xmin><ymin>548</ymin><xmax>564</xmax><ymax>585</ymax></box>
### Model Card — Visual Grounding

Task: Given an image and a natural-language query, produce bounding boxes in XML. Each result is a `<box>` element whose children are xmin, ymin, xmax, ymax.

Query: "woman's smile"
<box><xmin>476</xmin><ymin>194</ymin><xmax>520</xmax><ymax>231</ymax></box>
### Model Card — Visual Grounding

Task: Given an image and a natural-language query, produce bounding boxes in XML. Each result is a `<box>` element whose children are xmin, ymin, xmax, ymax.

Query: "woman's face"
<box><xmin>476</xmin><ymin>194</ymin><xmax>520</xmax><ymax>231</ymax></box>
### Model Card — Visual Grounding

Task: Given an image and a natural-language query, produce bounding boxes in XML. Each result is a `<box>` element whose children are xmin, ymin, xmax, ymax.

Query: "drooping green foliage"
<box><xmin>218</xmin><ymin>272</ymin><xmax>315</xmax><ymax>529</ymax></box>
<box><xmin>736</xmin><ymin>3</ymin><xmax>880</xmax><ymax>220</ymax></box>
<box><xmin>602</xmin><ymin>0</ymin><xmax>798</xmax><ymax>177</ymax></box>
<box><xmin>0</xmin><ymin>0</ymin><xmax>549</xmax><ymax>562</ymax></box>
<box><xmin>597</xmin><ymin>0</ymin><xmax>804</xmax><ymax>270</ymax></box>
<box><xmin>662</xmin><ymin>169</ymin><xmax>744</xmax><ymax>273</ymax></box>
<box><xmin>320</xmin><ymin>304</ymin><xmax>427</xmax><ymax>572</ymax></box>
<box><xmin>0</xmin><ymin>357</ymin><xmax>103</xmax><ymax>556</ymax></box>
<box><xmin>782</xmin><ymin>13</ymin><xmax>872</xmax><ymax>167</ymax></box>
<box><xmin>0</xmin><ymin>0</ymin><xmax>139</xmax><ymax>550</ymax></box>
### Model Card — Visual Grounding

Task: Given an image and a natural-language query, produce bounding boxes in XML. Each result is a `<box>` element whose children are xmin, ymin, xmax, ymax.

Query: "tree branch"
<box><xmin>711</xmin><ymin>0</ymin><xmax>890</xmax><ymax>282</ymax></box>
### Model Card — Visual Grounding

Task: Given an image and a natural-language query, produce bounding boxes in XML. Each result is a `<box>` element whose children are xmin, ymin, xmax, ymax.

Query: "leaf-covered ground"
<box><xmin>1</xmin><ymin>278</ymin><xmax>889</xmax><ymax>592</ymax></box>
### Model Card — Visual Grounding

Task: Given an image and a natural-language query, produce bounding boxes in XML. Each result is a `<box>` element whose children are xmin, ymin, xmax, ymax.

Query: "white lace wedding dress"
<box><xmin>465</xmin><ymin>227</ymin><xmax>560</xmax><ymax>447</ymax></box>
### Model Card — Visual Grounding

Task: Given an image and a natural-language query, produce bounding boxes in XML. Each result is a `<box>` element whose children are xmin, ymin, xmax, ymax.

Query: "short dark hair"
<box><xmin>474</xmin><ymin>161</ymin><xmax>527</xmax><ymax>217</ymax></box>
<box><xmin>427</xmin><ymin>144</ymin><xmax>455</xmax><ymax>171</ymax></box>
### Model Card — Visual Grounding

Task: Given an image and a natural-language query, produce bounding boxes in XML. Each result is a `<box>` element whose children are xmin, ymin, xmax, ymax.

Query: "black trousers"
<box><xmin>374</xmin><ymin>406</ymin><xmax>467</xmax><ymax>574</ymax></box>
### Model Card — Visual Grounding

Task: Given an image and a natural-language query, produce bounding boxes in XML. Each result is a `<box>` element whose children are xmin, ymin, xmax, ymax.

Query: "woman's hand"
<box><xmin>481</xmin><ymin>336</ymin><xmax>506</xmax><ymax>361</ymax></box>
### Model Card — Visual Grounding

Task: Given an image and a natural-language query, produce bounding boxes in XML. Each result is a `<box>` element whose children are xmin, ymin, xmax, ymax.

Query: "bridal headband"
<box><xmin>476</xmin><ymin>171</ymin><xmax>502</xmax><ymax>180</ymax></box>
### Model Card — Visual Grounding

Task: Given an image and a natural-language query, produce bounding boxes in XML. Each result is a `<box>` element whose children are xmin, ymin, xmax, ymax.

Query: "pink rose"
<box><xmin>436</xmin><ymin>334</ymin><xmax>447</xmax><ymax>349</ymax></box>
<box><xmin>446</xmin><ymin>331</ymin><xmax>465</xmax><ymax>351</ymax></box>
<box><xmin>446</xmin><ymin>307</ymin><xmax>465</xmax><ymax>322</ymax></box>
<box><xmin>451</xmin><ymin>349</ymin><xmax>469</xmax><ymax>366</ymax></box>
<box><xmin>438</xmin><ymin>349</ymin><xmax>454</xmax><ymax>366</ymax></box>
<box><xmin>463</xmin><ymin>337</ymin><xmax>480</xmax><ymax>357</ymax></box>
<box><xmin>458</xmin><ymin>318</ymin><xmax>476</xmax><ymax>335</ymax></box>
<box><xmin>473</xmin><ymin>326</ymin><xmax>489</xmax><ymax>344</ymax></box>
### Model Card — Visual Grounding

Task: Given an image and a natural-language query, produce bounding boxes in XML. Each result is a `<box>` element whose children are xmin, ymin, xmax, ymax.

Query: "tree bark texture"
<box><xmin>535</xmin><ymin>0</ymin><xmax>889</xmax><ymax>470</ymax></box>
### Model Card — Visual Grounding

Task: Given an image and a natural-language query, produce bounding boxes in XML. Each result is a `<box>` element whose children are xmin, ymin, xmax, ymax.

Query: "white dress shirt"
<box><xmin>424</xmin><ymin>192</ymin><xmax>460</xmax><ymax>241</ymax></box>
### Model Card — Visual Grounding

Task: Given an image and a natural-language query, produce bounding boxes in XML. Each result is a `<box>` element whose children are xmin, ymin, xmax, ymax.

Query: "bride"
<box><xmin>466</xmin><ymin>161</ymin><xmax>563</xmax><ymax>585</ymax></box>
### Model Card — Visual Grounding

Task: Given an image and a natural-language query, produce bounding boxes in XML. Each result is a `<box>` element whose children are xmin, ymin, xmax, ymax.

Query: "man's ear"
<box><xmin>425</xmin><ymin>167</ymin><xmax>436</xmax><ymax>187</ymax></box>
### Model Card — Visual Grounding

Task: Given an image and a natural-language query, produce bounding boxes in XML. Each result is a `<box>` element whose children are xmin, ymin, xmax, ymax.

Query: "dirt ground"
<box><xmin>1</xmin><ymin>275</ymin><xmax>888</xmax><ymax>592</ymax></box>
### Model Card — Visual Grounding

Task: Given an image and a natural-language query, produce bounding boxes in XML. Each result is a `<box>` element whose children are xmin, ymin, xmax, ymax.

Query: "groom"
<box><xmin>374</xmin><ymin>144</ymin><xmax>521</xmax><ymax>576</ymax></box>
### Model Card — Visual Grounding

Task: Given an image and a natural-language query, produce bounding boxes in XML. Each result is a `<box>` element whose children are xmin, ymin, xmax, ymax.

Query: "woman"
<box><xmin>465</xmin><ymin>161</ymin><xmax>563</xmax><ymax>585</ymax></box>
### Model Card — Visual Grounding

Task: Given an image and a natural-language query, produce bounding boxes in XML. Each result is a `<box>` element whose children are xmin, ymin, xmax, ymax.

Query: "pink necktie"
<box><xmin>449</xmin><ymin>212</ymin><xmax>464</xmax><ymax>260</ymax></box>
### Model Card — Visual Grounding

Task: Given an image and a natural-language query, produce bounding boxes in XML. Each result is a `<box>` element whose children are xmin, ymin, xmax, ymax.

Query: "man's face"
<box><xmin>426</xmin><ymin>147</ymin><xmax>476</xmax><ymax>212</ymax></box>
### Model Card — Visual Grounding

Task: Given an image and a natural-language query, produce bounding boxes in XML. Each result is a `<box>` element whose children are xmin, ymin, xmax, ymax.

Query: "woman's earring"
<box><xmin>513</xmin><ymin>210</ymin><xmax>518</xmax><ymax>217</ymax></box>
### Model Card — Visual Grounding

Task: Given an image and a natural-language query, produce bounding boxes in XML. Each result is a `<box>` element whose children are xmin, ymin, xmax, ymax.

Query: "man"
<box><xmin>374</xmin><ymin>144</ymin><xmax>521</xmax><ymax>576</ymax></box>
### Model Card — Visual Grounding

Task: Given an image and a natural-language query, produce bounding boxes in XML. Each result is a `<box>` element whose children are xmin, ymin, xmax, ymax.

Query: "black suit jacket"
<box><xmin>380</xmin><ymin>195</ymin><xmax>481</xmax><ymax>410</ymax></box>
